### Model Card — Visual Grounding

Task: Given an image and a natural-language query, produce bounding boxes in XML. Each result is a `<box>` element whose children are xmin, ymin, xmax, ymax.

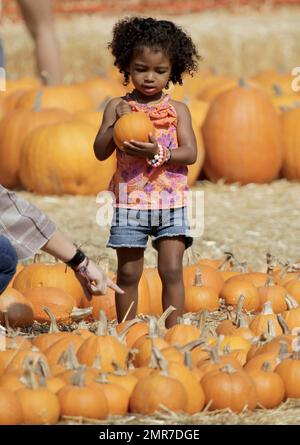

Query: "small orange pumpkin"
<box><xmin>113</xmin><ymin>111</ymin><xmax>155</xmax><ymax>150</ymax></box>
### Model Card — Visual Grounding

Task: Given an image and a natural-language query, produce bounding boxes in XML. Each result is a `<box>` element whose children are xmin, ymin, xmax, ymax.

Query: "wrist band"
<box><xmin>74</xmin><ymin>257</ymin><xmax>90</xmax><ymax>280</ymax></box>
<box><xmin>66</xmin><ymin>248</ymin><xmax>86</xmax><ymax>269</ymax></box>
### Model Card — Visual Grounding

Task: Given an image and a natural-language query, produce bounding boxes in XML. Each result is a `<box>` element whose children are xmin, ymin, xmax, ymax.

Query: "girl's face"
<box><xmin>128</xmin><ymin>46</ymin><xmax>172</xmax><ymax>98</ymax></box>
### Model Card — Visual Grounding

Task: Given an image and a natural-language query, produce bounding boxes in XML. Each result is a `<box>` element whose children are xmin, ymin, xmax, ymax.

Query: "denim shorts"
<box><xmin>107</xmin><ymin>207</ymin><xmax>193</xmax><ymax>250</ymax></box>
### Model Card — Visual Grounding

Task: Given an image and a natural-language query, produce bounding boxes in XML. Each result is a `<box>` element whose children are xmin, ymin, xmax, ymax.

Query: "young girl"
<box><xmin>94</xmin><ymin>16</ymin><xmax>200</xmax><ymax>328</ymax></box>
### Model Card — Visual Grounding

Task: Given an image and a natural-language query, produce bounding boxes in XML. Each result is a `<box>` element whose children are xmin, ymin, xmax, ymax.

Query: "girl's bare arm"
<box><xmin>94</xmin><ymin>97</ymin><xmax>131</xmax><ymax>161</ymax></box>
<box><xmin>169</xmin><ymin>100</ymin><xmax>197</xmax><ymax>165</ymax></box>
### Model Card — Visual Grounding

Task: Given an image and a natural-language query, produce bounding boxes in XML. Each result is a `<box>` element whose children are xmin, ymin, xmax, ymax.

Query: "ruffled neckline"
<box><xmin>126</xmin><ymin>92</ymin><xmax>177</xmax><ymax>128</ymax></box>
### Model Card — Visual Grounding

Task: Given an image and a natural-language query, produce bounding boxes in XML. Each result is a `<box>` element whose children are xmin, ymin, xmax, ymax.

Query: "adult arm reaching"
<box><xmin>0</xmin><ymin>185</ymin><xmax>123</xmax><ymax>295</ymax></box>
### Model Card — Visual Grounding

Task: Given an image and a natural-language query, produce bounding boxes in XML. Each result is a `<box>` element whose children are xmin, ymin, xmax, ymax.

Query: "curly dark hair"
<box><xmin>108</xmin><ymin>16</ymin><xmax>201</xmax><ymax>87</ymax></box>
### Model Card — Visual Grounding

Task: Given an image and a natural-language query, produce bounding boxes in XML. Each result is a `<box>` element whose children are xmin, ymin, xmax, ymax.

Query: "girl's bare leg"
<box><xmin>157</xmin><ymin>236</ymin><xmax>186</xmax><ymax>328</ymax></box>
<box><xmin>115</xmin><ymin>247</ymin><xmax>144</xmax><ymax>322</ymax></box>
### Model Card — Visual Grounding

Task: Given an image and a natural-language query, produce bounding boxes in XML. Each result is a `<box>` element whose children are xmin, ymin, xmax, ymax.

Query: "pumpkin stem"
<box><xmin>184</xmin><ymin>351</ymin><xmax>193</xmax><ymax>370</ymax></box>
<box><xmin>148</xmin><ymin>316</ymin><xmax>162</xmax><ymax>339</ymax></box>
<box><xmin>21</xmin><ymin>359</ymin><xmax>39</xmax><ymax>390</ymax></box>
<box><xmin>43</xmin><ymin>307</ymin><xmax>60</xmax><ymax>333</ymax></box>
<box><xmin>272</xmin><ymin>84</ymin><xmax>283</xmax><ymax>96</ymax></box>
<box><xmin>267</xmin><ymin>319</ymin><xmax>276</xmax><ymax>338</ymax></box>
<box><xmin>179</xmin><ymin>338</ymin><xmax>206</xmax><ymax>353</ymax></box>
<box><xmin>285</xmin><ymin>294</ymin><xmax>299</xmax><ymax>310</ymax></box>
<box><xmin>292</xmin><ymin>334</ymin><xmax>300</xmax><ymax>354</ymax></box>
<box><xmin>117</xmin><ymin>317</ymin><xmax>141</xmax><ymax>343</ymax></box>
<box><xmin>33</xmin><ymin>90</ymin><xmax>43</xmax><ymax>112</ymax></box>
<box><xmin>194</xmin><ymin>268</ymin><xmax>203</xmax><ymax>287</ymax></box>
<box><xmin>126</xmin><ymin>348</ymin><xmax>139</xmax><ymax>370</ymax></box>
<box><xmin>235</xmin><ymin>294</ymin><xmax>245</xmax><ymax>325</ymax></box>
<box><xmin>238</xmin><ymin>78</ymin><xmax>248</xmax><ymax>88</ymax></box>
<box><xmin>278</xmin><ymin>340</ymin><xmax>289</xmax><ymax>362</ymax></box>
<box><xmin>157</xmin><ymin>306</ymin><xmax>176</xmax><ymax>331</ymax></box>
<box><xmin>239</xmin><ymin>261</ymin><xmax>248</xmax><ymax>273</ymax></box>
<box><xmin>210</xmin><ymin>346</ymin><xmax>221</xmax><ymax>364</ymax></box>
<box><xmin>95</xmin><ymin>373</ymin><xmax>109</xmax><ymax>385</ymax></box>
<box><xmin>70</xmin><ymin>307</ymin><xmax>92</xmax><ymax>321</ymax></box>
<box><xmin>266</xmin><ymin>252</ymin><xmax>276</xmax><ymax>275</ymax></box>
<box><xmin>237</xmin><ymin>314</ymin><xmax>249</xmax><ymax>329</ymax></box>
<box><xmin>220</xmin><ymin>364</ymin><xmax>237</xmax><ymax>374</ymax></box>
<box><xmin>198</xmin><ymin>309</ymin><xmax>208</xmax><ymax>333</ymax></box>
<box><xmin>178</xmin><ymin>316</ymin><xmax>193</xmax><ymax>326</ymax></box>
<box><xmin>34</xmin><ymin>356</ymin><xmax>51</xmax><ymax>379</ymax></box>
<box><xmin>76</xmin><ymin>320</ymin><xmax>91</xmax><ymax>332</ymax></box>
<box><xmin>262</xmin><ymin>301</ymin><xmax>275</xmax><ymax>315</ymax></box>
<box><xmin>111</xmin><ymin>361</ymin><xmax>126</xmax><ymax>376</ymax></box>
<box><xmin>261</xmin><ymin>361</ymin><xmax>272</xmax><ymax>372</ymax></box>
<box><xmin>279</xmin><ymin>263</ymin><xmax>290</xmax><ymax>279</ymax></box>
<box><xmin>218</xmin><ymin>251</ymin><xmax>235</xmax><ymax>271</ymax></box>
<box><xmin>96</xmin><ymin>310</ymin><xmax>108</xmax><ymax>336</ymax></box>
<box><xmin>223</xmin><ymin>343</ymin><xmax>231</xmax><ymax>355</ymax></box>
<box><xmin>71</xmin><ymin>366</ymin><xmax>87</xmax><ymax>387</ymax></box>
<box><xmin>92</xmin><ymin>355</ymin><xmax>102</xmax><ymax>371</ymax></box>
<box><xmin>151</xmin><ymin>340</ymin><xmax>169</xmax><ymax>376</ymax></box>
<box><xmin>264</xmin><ymin>275</ymin><xmax>274</xmax><ymax>287</ymax></box>
<box><xmin>58</xmin><ymin>344</ymin><xmax>80</xmax><ymax>370</ymax></box>
<box><xmin>277</xmin><ymin>314</ymin><xmax>290</xmax><ymax>334</ymax></box>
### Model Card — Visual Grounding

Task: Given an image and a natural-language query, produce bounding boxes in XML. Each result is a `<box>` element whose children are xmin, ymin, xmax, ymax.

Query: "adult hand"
<box><xmin>75</xmin><ymin>258</ymin><xmax>124</xmax><ymax>298</ymax></box>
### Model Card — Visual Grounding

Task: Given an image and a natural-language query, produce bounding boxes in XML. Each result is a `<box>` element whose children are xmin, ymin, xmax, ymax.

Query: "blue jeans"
<box><xmin>0</xmin><ymin>235</ymin><xmax>18</xmax><ymax>293</ymax></box>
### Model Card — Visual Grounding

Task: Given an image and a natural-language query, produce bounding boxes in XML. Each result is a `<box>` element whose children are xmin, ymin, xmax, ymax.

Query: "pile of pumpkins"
<box><xmin>1</xmin><ymin>252</ymin><xmax>300</xmax><ymax>423</ymax></box>
<box><xmin>0</xmin><ymin>68</ymin><xmax>299</xmax><ymax>195</ymax></box>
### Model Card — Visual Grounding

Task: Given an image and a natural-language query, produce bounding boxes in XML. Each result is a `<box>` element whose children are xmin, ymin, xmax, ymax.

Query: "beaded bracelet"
<box><xmin>74</xmin><ymin>257</ymin><xmax>91</xmax><ymax>283</ymax></box>
<box><xmin>146</xmin><ymin>144</ymin><xmax>168</xmax><ymax>168</ymax></box>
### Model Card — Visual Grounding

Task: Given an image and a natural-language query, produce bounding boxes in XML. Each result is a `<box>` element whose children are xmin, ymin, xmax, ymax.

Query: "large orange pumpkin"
<box><xmin>78</xmin><ymin>76</ymin><xmax>125</xmax><ymax>108</ymax></box>
<box><xmin>0</xmin><ymin>104</ymin><xmax>70</xmax><ymax>188</ymax></box>
<box><xmin>23</xmin><ymin>287</ymin><xmax>77</xmax><ymax>323</ymax></box>
<box><xmin>19</xmin><ymin>121</ymin><xmax>116</xmax><ymax>195</ymax></box>
<box><xmin>187</xmin><ymin>119</ymin><xmax>205</xmax><ymax>186</ymax></box>
<box><xmin>0</xmin><ymin>388</ymin><xmax>24</xmax><ymax>425</ymax></box>
<box><xmin>183</xmin><ymin>264</ymin><xmax>224</xmax><ymax>295</ymax></box>
<box><xmin>201</xmin><ymin>364</ymin><xmax>257</xmax><ymax>412</ymax></box>
<box><xmin>13</xmin><ymin>262</ymin><xmax>85</xmax><ymax>307</ymax></box>
<box><xmin>16</xmin><ymin>86</ymin><xmax>93</xmax><ymax>113</ymax></box>
<box><xmin>281</xmin><ymin>107</ymin><xmax>300</xmax><ymax>180</ymax></box>
<box><xmin>0</xmin><ymin>288</ymin><xmax>34</xmax><ymax>328</ymax></box>
<box><xmin>202</xmin><ymin>81</ymin><xmax>283</xmax><ymax>184</ymax></box>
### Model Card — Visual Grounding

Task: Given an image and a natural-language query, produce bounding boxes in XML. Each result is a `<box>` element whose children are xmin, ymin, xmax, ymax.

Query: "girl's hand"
<box><xmin>116</xmin><ymin>100</ymin><xmax>132</xmax><ymax>118</ymax></box>
<box><xmin>123</xmin><ymin>133</ymin><xmax>159</xmax><ymax>159</ymax></box>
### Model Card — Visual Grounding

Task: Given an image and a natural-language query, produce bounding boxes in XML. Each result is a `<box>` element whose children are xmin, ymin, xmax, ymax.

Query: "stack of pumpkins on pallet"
<box><xmin>1</xmin><ymin>253</ymin><xmax>300</xmax><ymax>423</ymax></box>
<box><xmin>0</xmin><ymin>68</ymin><xmax>299</xmax><ymax>195</ymax></box>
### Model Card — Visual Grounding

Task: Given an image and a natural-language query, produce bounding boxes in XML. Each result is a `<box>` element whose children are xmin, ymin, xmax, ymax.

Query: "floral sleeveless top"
<box><xmin>108</xmin><ymin>93</ymin><xmax>189</xmax><ymax>210</ymax></box>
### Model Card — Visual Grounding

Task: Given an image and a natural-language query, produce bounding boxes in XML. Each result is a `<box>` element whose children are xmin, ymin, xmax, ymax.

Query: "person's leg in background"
<box><xmin>0</xmin><ymin>39</ymin><xmax>4</xmax><ymax>69</ymax></box>
<box><xmin>17</xmin><ymin>0</ymin><xmax>63</xmax><ymax>85</ymax></box>
<box><xmin>0</xmin><ymin>235</ymin><xmax>18</xmax><ymax>293</ymax></box>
